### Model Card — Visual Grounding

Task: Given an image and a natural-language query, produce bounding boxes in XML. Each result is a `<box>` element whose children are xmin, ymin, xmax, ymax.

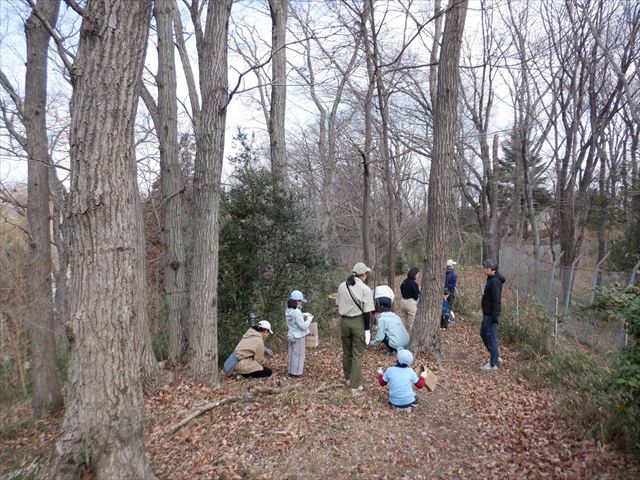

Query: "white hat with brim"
<box><xmin>352</xmin><ymin>262</ymin><xmax>371</xmax><ymax>275</ymax></box>
<box><xmin>257</xmin><ymin>320</ymin><xmax>273</xmax><ymax>334</ymax></box>
<box><xmin>446</xmin><ymin>259</ymin><xmax>457</xmax><ymax>267</ymax></box>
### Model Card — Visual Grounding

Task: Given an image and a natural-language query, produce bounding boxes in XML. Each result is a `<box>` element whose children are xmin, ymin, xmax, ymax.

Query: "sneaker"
<box><xmin>345</xmin><ymin>379</ymin><xmax>351</xmax><ymax>386</ymax></box>
<box><xmin>498</xmin><ymin>356</ymin><xmax>504</xmax><ymax>364</ymax></box>
<box><xmin>351</xmin><ymin>386</ymin><xmax>364</xmax><ymax>396</ymax></box>
<box><xmin>480</xmin><ymin>362</ymin><xmax>497</xmax><ymax>371</ymax></box>
<box><xmin>235</xmin><ymin>375</ymin><xmax>243</xmax><ymax>380</ymax></box>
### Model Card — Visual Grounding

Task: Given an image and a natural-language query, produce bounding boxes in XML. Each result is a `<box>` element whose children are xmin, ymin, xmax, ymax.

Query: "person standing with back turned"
<box><xmin>400</xmin><ymin>267</ymin><xmax>420</xmax><ymax>331</ymax></box>
<box><xmin>336</xmin><ymin>263</ymin><xmax>375</xmax><ymax>395</ymax></box>
<box><xmin>480</xmin><ymin>259</ymin><xmax>505</xmax><ymax>371</ymax></box>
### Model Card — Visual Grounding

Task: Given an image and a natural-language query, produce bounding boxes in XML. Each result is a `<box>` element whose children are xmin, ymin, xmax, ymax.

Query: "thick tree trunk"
<box><xmin>268</xmin><ymin>0</ymin><xmax>288</xmax><ymax>187</ymax></box>
<box><xmin>155</xmin><ymin>0</ymin><xmax>187</xmax><ymax>365</ymax></box>
<box><xmin>24</xmin><ymin>0</ymin><xmax>63</xmax><ymax>417</ymax></box>
<box><xmin>411</xmin><ymin>0</ymin><xmax>468</xmax><ymax>355</ymax></box>
<box><xmin>45</xmin><ymin>1</ymin><xmax>155</xmax><ymax>478</ymax></box>
<box><xmin>186</xmin><ymin>0</ymin><xmax>233</xmax><ymax>384</ymax></box>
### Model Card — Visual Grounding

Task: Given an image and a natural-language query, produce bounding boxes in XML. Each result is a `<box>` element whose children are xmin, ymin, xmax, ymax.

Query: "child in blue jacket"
<box><xmin>440</xmin><ymin>288</ymin><xmax>452</xmax><ymax>329</ymax></box>
<box><xmin>377</xmin><ymin>349</ymin><xmax>427</xmax><ymax>410</ymax></box>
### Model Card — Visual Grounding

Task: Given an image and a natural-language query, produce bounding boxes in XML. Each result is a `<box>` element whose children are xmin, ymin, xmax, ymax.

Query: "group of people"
<box><xmin>225</xmin><ymin>258</ymin><xmax>505</xmax><ymax>409</ymax></box>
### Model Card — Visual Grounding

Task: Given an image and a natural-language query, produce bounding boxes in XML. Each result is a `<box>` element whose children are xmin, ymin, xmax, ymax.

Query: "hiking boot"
<box><xmin>480</xmin><ymin>362</ymin><xmax>497</xmax><ymax>371</ymax></box>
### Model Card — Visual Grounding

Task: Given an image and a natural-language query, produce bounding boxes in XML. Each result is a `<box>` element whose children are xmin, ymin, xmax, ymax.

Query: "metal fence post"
<box><xmin>553</xmin><ymin>297</ymin><xmax>559</xmax><ymax>343</ymax></box>
<box><xmin>546</xmin><ymin>251</ymin><xmax>563</xmax><ymax>316</ymax></box>
<box><xmin>563</xmin><ymin>253</ymin><xmax>583</xmax><ymax>323</ymax></box>
<box><xmin>589</xmin><ymin>251</ymin><xmax>610</xmax><ymax>305</ymax></box>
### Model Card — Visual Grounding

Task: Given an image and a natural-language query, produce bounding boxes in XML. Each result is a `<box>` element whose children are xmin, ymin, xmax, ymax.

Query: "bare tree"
<box><xmin>152</xmin><ymin>0</ymin><xmax>187</xmax><ymax>365</ymax></box>
<box><xmin>45</xmin><ymin>0</ymin><xmax>156</xmax><ymax>477</ymax></box>
<box><xmin>23</xmin><ymin>0</ymin><xmax>64</xmax><ymax>417</ymax></box>
<box><xmin>184</xmin><ymin>0</ymin><xmax>234</xmax><ymax>383</ymax></box>
<box><xmin>411</xmin><ymin>0</ymin><xmax>468</xmax><ymax>357</ymax></box>
<box><xmin>268</xmin><ymin>0</ymin><xmax>288</xmax><ymax>187</ymax></box>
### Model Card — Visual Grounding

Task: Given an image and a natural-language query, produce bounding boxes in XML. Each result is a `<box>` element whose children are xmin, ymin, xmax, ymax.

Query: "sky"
<box><xmin>0</xmin><ymin>0</ymin><xmax>514</xmax><ymax>190</ymax></box>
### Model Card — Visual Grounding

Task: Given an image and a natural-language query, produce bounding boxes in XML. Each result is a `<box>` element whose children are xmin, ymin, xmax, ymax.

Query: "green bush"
<box><xmin>499</xmin><ymin>302</ymin><xmax>551</xmax><ymax>359</ymax></box>
<box><xmin>217</xmin><ymin>131</ymin><xmax>332</xmax><ymax>362</ymax></box>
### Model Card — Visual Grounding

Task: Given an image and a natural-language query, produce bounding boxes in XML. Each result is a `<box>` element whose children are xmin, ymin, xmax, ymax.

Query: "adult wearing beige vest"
<box><xmin>336</xmin><ymin>262</ymin><xmax>375</xmax><ymax>394</ymax></box>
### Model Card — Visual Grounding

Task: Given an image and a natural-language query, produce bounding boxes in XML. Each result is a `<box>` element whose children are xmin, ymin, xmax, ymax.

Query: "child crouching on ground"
<box><xmin>377</xmin><ymin>349</ymin><xmax>427</xmax><ymax>410</ymax></box>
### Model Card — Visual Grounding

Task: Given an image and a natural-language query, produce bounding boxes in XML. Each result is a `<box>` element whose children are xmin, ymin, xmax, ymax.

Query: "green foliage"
<box><xmin>586</xmin><ymin>286</ymin><xmax>640</xmax><ymax>450</ymax></box>
<box><xmin>217</xmin><ymin>131</ymin><xmax>332</xmax><ymax>361</ymax></box>
<box><xmin>499</xmin><ymin>302</ymin><xmax>551</xmax><ymax>359</ymax></box>
<box><xmin>611</xmin><ymin>213</ymin><xmax>640</xmax><ymax>270</ymax></box>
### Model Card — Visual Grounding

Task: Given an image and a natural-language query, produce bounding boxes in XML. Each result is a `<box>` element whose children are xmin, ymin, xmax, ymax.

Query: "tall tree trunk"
<box><xmin>485</xmin><ymin>134</ymin><xmax>499</xmax><ymax>261</ymax></box>
<box><xmin>45</xmin><ymin>1</ymin><xmax>156</xmax><ymax>478</ymax></box>
<box><xmin>155</xmin><ymin>0</ymin><xmax>187</xmax><ymax>365</ymax></box>
<box><xmin>268</xmin><ymin>0</ymin><xmax>288</xmax><ymax>187</ymax></box>
<box><xmin>24</xmin><ymin>0</ymin><xmax>63</xmax><ymax>417</ymax></box>
<box><xmin>411</xmin><ymin>0</ymin><xmax>468</xmax><ymax>355</ymax></box>
<box><xmin>370</xmin><ymin>5</ymin><xmax>397</xmax><ymax>288</ymax></box>
<box><xmin>186</xmin><ymin>0</ymin><xmax>233</xmax><ymax>383</ymax></box>
<box><xmin>360</xmin><ymin>1</ymin><xmax>374</xmax><ymax>266</ymax></box>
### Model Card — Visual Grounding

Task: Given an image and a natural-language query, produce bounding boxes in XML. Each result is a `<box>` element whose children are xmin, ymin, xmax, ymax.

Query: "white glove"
<box><xmin>420</xmin><ymin>370</ymin><xmax>428</xmax><ymax>379</ymax></box>
<box><xmin>365</xmin><ymin>330</ymin><xmax>371</xmax><ymax>345</ymax></box>
<box><xmin>376</xmin><ymin>367</ymin><xmax>384</xmax><ymax>375</ymax></box>
<box><xmin>264</xmin><ymin>348</ymin><xmax>274</xmax><ymax>357</ymax></box>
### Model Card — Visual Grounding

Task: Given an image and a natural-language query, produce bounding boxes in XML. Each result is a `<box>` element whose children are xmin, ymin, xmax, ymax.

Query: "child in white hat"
<box><xmin>376</xmin><ymin>348</ymin><xmax>428</xmax><ymax>410</ymax></box>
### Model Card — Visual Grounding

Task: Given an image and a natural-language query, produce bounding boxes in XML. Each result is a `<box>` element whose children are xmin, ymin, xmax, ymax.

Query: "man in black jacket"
<box><xmin>480</xmin><ymin>259</ymin><xmax>506</xmax><ymax>371</ymax></box>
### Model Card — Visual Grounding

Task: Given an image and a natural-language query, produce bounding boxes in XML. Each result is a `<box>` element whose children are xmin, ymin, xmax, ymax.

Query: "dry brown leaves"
<box><xmin>1</xmin><ymin>312</ymin><xmax>638</xmax><ymax>479</ymax></box>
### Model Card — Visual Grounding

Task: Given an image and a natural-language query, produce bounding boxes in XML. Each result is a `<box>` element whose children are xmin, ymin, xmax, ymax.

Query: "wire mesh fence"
<box><xmin>498</xmin><ymin>243</ymin><xmax>639</xmax><ymax>353</ymax></box>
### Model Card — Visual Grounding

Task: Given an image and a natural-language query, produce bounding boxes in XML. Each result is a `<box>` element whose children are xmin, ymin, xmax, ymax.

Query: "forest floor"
<box><xmin>2</xmin><ymin>281</ymin><xmax>639</xmax><ymax>479</ymax></box>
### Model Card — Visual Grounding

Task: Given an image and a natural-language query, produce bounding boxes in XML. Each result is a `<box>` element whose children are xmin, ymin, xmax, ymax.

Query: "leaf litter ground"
<box><xmin>2</xmin><ymin>298</ymin><xmax>639</xmax><ymax>478</ymax></box>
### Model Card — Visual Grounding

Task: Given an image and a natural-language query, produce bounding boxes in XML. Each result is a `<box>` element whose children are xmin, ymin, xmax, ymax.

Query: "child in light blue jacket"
<box><xmin>371</xmin><ymin>297</ymin><xmax>409</xmax><ymax>354</ymax></box>
<box><xmin>377</xmin><ymin>349</ymin><xmax>427</xmax><ymax>410</ymax></box>
<box><xmin>286</xmin><ymin>289</ymin><xmax>312</xmax><ymax>378</ymax></box>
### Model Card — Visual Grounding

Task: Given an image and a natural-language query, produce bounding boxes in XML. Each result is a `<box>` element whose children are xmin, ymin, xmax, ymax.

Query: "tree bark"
<box><xmin>155</xmin><ymin>0</ymin><xmax>187</xmax><ymax>365</ymax></box>
<box><xmin>24</xmin><ymin>0</ymin><xmax>63</xmax><ymax>417</ymax></box>
<box><xmin>360</xmin><ymin>0</ymin><xmax>374</xmax><ymax>266</ymax></box>
<box><xmin>45</xmin><ymin>1</ymin><xmax>156</xmax><ymax>478</ymax></box>
<box><xmin>268</xmin><ymin>0</ymin><xmax>288</xmax><ymax>188</ymax></box>
<box><xmin>370</xmin><ymin>4</ymin><xmax>398</xmax><ymax>288</ymax></box>
<box><xmin>411</xmin><ymin>0</ymin><xmax>468</xmax><ymax>355</ymax></box>
<box><xmin>186</xmin><ymin>0</ymin><xmax>233</xmax><ymax>384</ymax></box>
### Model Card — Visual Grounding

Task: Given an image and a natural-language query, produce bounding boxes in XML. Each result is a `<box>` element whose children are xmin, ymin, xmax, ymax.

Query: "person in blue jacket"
<box><xmin>286</xmin><ymin>289</ymin><xmax>313</xmax><ymax>378</ymax></box>
<box><xmin>371</xmin><ymin>297</ymin><xmax>409</xmax><ymax>354</ymax></box>
<box><xmin>376</xmin><ymin>349</ymin><xmax>428</xmax><ymax>410</ymax></box>
<box><xmin>440</xmin><ymin>288</ymin><xmax>451</xmax><ymax>330</ymax></box>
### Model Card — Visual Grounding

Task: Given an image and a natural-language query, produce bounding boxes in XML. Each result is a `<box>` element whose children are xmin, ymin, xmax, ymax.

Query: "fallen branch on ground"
<box><xmin>168</xmin><ymin>382</ymin><xmax>343</xmax><ymax>435</ymax></box>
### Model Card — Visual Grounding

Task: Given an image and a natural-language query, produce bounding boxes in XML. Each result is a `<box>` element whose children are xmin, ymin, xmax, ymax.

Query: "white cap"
<box><xmin>257</xmin><ymin>320</ymin><xmax>273</xmax><ymax>334</ymax></box>
<box><xmin>374</xmin><ymin>285</ymin><xmax>395</xmax><ymax>303</ymax></box>
<box><xmin>446</xmin><ymin>259</ymin><xmax>457</xmax><ymax>267</ymax></box>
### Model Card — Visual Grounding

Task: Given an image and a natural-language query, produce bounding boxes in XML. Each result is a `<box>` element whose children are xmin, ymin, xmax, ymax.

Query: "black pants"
<box><xmin>382</xmin><ymin>337</ymin><xmax>396</xmax><ymax>353</ymax></box>
<box><xmin>440</xmin><ymin>315</ymin><xmax>449</xmax><ymax>329</ymax></box>
<box><xmin>241</xmin><ymin>367</ymin><xmax>272</xmax><ymax>378</ymax></box>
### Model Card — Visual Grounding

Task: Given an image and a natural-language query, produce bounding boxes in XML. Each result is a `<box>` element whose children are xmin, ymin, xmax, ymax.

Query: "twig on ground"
<box><xmin>168</xmin><ymin>382</ymin><xmax>342</xmax><ymax>436</ymax></box>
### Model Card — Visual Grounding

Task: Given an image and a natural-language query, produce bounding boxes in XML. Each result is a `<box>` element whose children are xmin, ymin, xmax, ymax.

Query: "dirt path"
<box><xmin>143</xmin><ymin>317</ymin><xmax>637</xmax><ymax>479</ymax></box>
